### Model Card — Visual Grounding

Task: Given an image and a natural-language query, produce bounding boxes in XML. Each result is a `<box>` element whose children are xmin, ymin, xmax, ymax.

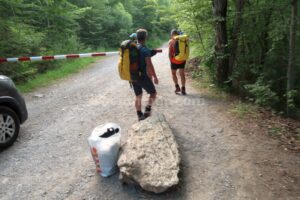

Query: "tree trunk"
<box><xmin>259</xmin><ymin>9</ymin><xmax>272</xmax><ymax>66</ymax></box>
<box><xmin>229</xmin><ymin>0</ymin><xmax>245</xmax><ymax>77</ymax></box>
<box><xmin>213</xmin><ymin>0</ymin><xmax>229</xmax><ymax>84</ymax></box>
<box><xmin>287</xmin><ymin>0</ymin><xmax>298</xmax><ymax>116</ymax></box>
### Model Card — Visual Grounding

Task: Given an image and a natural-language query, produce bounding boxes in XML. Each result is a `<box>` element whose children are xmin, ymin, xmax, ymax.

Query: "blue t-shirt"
<box><xmin>138</xmin><ymin>44</ymin><xmax>151</xmax><ymax>77</ymax></box>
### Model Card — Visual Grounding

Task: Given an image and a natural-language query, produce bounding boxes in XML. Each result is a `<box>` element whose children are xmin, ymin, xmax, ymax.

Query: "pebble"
<box><xmin>2</xmin><ymin>178</ymin><xmax>9</xmax><ymax>184</ymax></box>
<box><xmin>33</xmin><ymin>94</ymin><xmax>44</xmax><ymax>98</ymax></box>
<box><xmin>87</xmin><ymin>173</ymin><xmax>94</xmax><ymax>177</ymax></box>
<box><xmin>279</xmin><ymin>169</ymin><xmax>287</xmax><ymax>176</ymax></box>
<box><xmin>217</xmin><ymin>128</ymin><xmax>224</xmax><ymax>133</ymax></box>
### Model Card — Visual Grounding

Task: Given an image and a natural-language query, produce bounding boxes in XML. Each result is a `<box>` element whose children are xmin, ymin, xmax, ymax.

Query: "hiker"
<box><xmin>132</xmin><ymin>29</ymin><xmax>159</xmax><ymax>121</ymax></box>
<box><xmin>129</xmin><ymin>33</ymin><xmax>137</xmax><ymax>42</ymax></box>
<box><xmin>129</xmin><ymin>32</ymin><xmax>157</xmax><ymax>57</ymax></box>
<box><xmin>169</xmin><ymin>29</ymin><xmax>188</xmax><ymax>95</ymax></box>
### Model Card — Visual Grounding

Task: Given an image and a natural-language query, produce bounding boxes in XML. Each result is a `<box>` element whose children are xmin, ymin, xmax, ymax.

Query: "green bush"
<box><xmin>245</xmin><ymin>78</ymin><xmax>279</xmax><ymax>108</ymax></box>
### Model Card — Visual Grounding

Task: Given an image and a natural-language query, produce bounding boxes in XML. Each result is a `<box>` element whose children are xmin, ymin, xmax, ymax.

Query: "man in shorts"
<box><xmin>169</xmin><ymin>29</ymin><xmax>186</xmax><ymax>95</ymax></box>
<box><xmin>132</xmin><ymin>29</ymin><xmax>159</xmax><ymax>121</ymax></box>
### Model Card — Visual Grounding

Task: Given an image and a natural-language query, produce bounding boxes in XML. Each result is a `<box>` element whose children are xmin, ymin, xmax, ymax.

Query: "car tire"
<box><xmin>0</xmin><ymin>106</ymin><xmax>20</xmax><ymax>149</ymax></box>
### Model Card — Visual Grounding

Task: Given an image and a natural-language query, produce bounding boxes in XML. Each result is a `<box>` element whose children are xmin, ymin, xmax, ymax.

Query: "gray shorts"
<box><xmin>132</xmin><ymin>76</ymin><xmax>156</xmax><ymax>96</ymax></box>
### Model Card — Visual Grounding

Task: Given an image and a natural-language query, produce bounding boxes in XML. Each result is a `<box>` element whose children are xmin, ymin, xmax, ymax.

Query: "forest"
<box><xmin>0</xmin><ymin>0</ymin><xmax>299</xmax><ymax>116</ymax></box>
<box><xmin>0</xmin><ymin>0</ymin><xmax>173</xmax><ymax>83</ymax></box>
<box><xmin>173</xmin><ymin>0</ymin><xmax>299</xmax><ymax>116</ymax></box>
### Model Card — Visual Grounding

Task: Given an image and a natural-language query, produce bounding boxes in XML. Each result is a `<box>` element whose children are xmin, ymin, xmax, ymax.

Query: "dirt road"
<box><xmin>0</xmin><ymin>46</ymin><xmax>299</xmax><ymax>200</ymax></box>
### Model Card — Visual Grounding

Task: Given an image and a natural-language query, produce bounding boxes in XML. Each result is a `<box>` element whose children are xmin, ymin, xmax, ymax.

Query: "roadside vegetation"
<box><xmin>173</xmin><ymin>0</ymin><xmax>299</xmax><ymax>117</ymax></box>
<box><xmin>186</xmin><ymin>58</ymin><xmax>300</xmax><ymax>151</ymax></box>
<box><xmin>16</xmin><ymin>58</ymin><xmax>98</xmax><ymax>92</ymax></box>
<box><xmin>0</xmin><ymin>0</ymin><xmax>174</xmax><ymax>90</ymax></box>
<box><xmin>175</xmin><ymin>0</ymin><xmax>300</xmax><ymax>149</ymax></box>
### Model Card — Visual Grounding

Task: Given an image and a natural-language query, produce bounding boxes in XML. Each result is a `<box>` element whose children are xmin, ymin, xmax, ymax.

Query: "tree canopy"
<box><xmin>0</xmin><ymin>0</ymin><xmax>174</xmax><ymax>82</ymax></box>
<box><xmin>173</xmin><ymin>0</ymin><xmax>299</xmax><ymax>115</ymax></box>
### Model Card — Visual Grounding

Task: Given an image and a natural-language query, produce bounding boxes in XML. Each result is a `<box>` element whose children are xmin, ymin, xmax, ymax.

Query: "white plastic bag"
<box><xmin>88</xmin><ymin>123</ymin><xmax>121</xmax><ymax>177</ymax></box>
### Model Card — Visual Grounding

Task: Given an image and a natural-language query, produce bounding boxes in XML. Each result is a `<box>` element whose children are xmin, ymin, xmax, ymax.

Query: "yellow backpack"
<box><xmin>118</xmin><ymin>40</ymin><xmax>140</xmax><ymax>81</ymax></box>
<box><xmin>174</xmin><ymin>35</ymin><xmax>189</xmax><ymax>62</ymax></box>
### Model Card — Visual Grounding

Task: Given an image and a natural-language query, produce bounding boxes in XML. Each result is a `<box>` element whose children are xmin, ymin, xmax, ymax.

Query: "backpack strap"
<box><xmin>137</xmin><ymin>44</ymin><xmax>145</xmax><ymax>76</ymax></box>
<box><xmin>121</xmin><ymin>48</ymin><xmax>125</xmax><ymax>66</ymax></box>
<box><xmin>137</xmin><ymin>43</ymin><xmax>144</xmax><ymax>51</ymax></box>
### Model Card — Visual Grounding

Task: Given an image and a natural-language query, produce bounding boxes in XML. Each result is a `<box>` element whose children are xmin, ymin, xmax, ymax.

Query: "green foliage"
<box><xmin>16</xmin><ymin>58</ymin><xmax>98</xmax><ymax>92</ymax></box>
<box><xmin>230</xmin><ymin>102</ymin><xmax>259</xmax><ymax>119</ymax></box>
<box><xmin>287</xmin><ymin>90</ymin><xmax>298</xmax><ymax>111</ymax></box>
<box><xmin>244</xmin><ymin>78</ymin><xmax>279</xmax><ymax>108</ymax></box>
<box><xmin>172</xmin><ymin>0</ymin><xmax>300</xmax><ymax>114</ymax></box>
<box><xmin>0</xmin><ymin>0</ymin><xmax>173</xmax><ymax>87</ymax></box>
<box><xmin>268</xmin><ymin>126</ymin><xmax>283</xmax><ymax>138</ymax></box>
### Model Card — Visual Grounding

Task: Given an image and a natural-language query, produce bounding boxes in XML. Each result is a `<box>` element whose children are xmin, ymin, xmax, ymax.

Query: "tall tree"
<box><xmin>287</xmin><ymin>0</ymin><xmax>298</xmax><ymax>116</ymax></box>
<box><xmin>228</xmin><ymin>0</ymin><xmax>245</xmax><ymax>77</ymax></box>
<box><xmin>173</xmin><ymin>0</ymin><xmax>300</xmax><ymax>114</ymax></box>
<box><xmin>212</xmin><ymin>0</ymin><xmax>229</xmax><ymax>84</ymax></box>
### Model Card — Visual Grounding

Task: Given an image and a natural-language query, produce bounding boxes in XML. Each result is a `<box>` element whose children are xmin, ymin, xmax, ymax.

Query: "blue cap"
<box><xmin>129</xmin><ymin>33</ymin><xmax>137</xmax><ymax>39</ymax></box>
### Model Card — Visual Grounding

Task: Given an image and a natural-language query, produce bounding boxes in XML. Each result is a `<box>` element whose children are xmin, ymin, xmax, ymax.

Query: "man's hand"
<box><xmin>153</xmin><ymin>77</ymin><xmax>159</xmax><ymax>85</ymax></box>
<box><xmin>146</xmin><ymin>57</ymin><xmax>158</xmax><ymax>84</ymax></box>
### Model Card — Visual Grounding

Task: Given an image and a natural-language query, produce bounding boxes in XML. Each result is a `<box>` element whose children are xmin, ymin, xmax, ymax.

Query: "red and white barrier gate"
<box><xmin>0</xmin><ymin>49</ymin><xmax>163</xmax><ymax>63</ymax></box>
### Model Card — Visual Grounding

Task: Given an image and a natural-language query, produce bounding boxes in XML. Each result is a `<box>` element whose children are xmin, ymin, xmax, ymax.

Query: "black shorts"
<box><xmin>132</xmin><ymin>76</ymin><xmax>156</xmax><ymax>96</ymax></box>
<box><xmin>171</xmin><ymin>61</ymin><xmax>186</xmax><ymax>70</ymax></box>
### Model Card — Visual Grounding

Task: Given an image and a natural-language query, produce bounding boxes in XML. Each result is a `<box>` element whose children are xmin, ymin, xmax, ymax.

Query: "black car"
<box><xmin>0</xmin><ymin>75</ymin><xmax>28</xmax><ymax>148</ymax></box>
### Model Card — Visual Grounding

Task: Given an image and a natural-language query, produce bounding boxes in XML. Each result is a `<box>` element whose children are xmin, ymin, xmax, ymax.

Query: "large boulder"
<box><xmin>117</xmin><ymin>113</ymin><xmax>180</xmax><ymax>193</ymax></box>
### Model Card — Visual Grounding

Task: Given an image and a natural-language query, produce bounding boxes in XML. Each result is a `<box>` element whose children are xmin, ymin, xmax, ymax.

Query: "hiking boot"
<box><xmin>144</xmin><ymin>105</ymin><xmax>152</xmax><ymax>118</ymax></box>
<box><xmin>175</xmin><ymin>84</ymin><xmax>181</xmax><ymax>94</ymax></box>
<box><xmin>181</xmin><ymin>86</ymin><xmax>186</xmax><ymax>95</ymax></box>
<box><xmin>137</xmin><ymin>111</ymin><xmax>146</xmax><ymax>121</ymax></box>
<box><xmin>138</xmin><ymin>115</ymin><xmax>146</xmax><ymax>121</ymax></box>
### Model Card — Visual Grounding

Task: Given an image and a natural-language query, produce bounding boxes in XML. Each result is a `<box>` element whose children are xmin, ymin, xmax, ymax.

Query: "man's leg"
<box><xmin>148</xmin><ymin>92</ymin><xmax>157</xmax><ymax>107</ymax></box>
<box><xmin>172</xmin><ymin>69</ymin><xmax>178</xmax><ymax>85</ymax></box>
<box><xmin>172</xmin><ymin>69</ymin><xmax>181</xmax><ymax>93</ymax></box>
<box><xmin>132</xmin><ymin>82</ymin><xmax>145</xmax><ymax>120</ymax></box>
<box><xmin>179</xmin><ymin>68</ymin><xmax>186</xmax><ymax>95</ymax></box>
<box><xmin>135</xmin><ymin>94</ymin><xmax>142</xmax><ymax>112</ymax></box>
<box><xmin>179</xmin><ymin>68</ymin><xmax>186</xmax><ymax>87</ymax></box>
<box><xmin>135</xmin><ymin>94</ymin><xmax>146</xmax><ymax>121</ymax></box>
<box><xmin>142</xmin><ymin>76</ymin><xmax>157</xmax><ymax>118</ymax></box>
<box><xmin>144</xmin><ymin>92</ymin><xmax>156</xmax><ymax>118</ymax></box>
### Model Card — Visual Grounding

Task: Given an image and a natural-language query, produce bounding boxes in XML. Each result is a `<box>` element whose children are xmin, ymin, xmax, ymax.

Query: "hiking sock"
<box><xmin>175</xmin><ymin>84</ymin><xmax>181</xmax><ymax>93</ymax></box>
<box><xmin>137</xmin><ymin>111</ymin><xmax>145</xmax><ymax>121</ymax></box>
<box><xmin>181</xmin><ymin>86</ymin><xmax>186</xmax><ymax>95</ymax></box>
<box><xmin>144</xmin><ymin>105</ymin><xmax>152</xmax><ymax>118</ymax></box>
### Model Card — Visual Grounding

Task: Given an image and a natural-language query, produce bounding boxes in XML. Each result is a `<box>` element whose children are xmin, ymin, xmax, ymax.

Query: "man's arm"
<box><xmin>150</xmin><ymin>49</ymin><xmax>157</xmax><ymax>57</ymax></box>
<box><xmin>168</xmin><ymin>41</ymin><xmax>173</xmax><ymax>62</ymax></box>
<box><xmin>146</xmin><ymin>57</ymin><xmax>158</xmax><ymax>84</ymax></box>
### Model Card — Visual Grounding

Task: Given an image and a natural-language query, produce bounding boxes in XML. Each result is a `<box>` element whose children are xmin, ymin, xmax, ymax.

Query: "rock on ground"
<box><xmin>117</xmin><ymin>113</ymin><xmax>180</xmax><ymax>193</ymax></box>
